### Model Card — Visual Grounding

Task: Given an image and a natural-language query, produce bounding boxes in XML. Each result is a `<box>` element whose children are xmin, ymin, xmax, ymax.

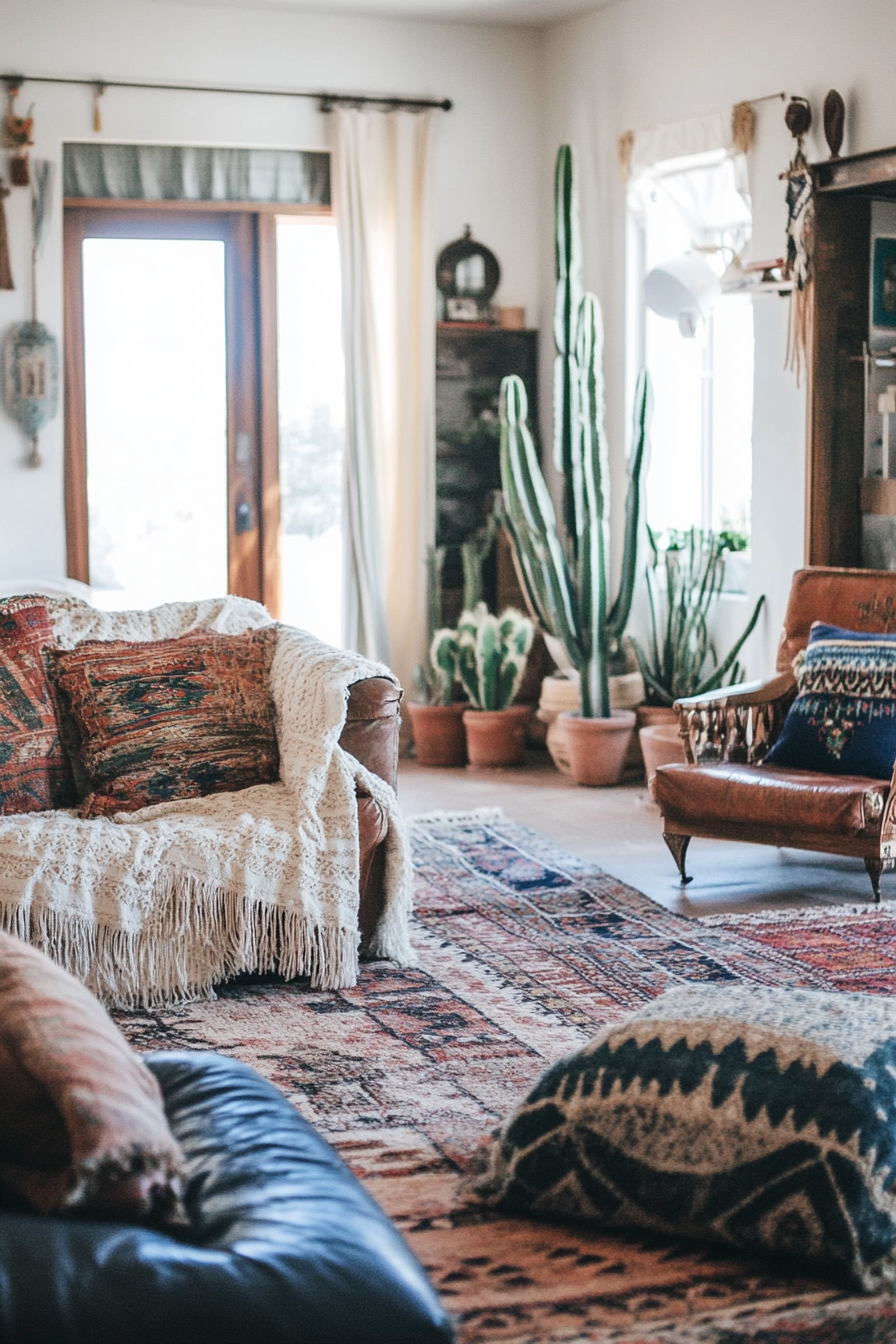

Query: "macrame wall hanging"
<box><xmin>781</xmin><ymin>96</ymin><xmax>815</xmax><ymax>384</ymax></box>
<box><xmin>1</xmin><ymin>80</ymin><xmax>58</xmax><ymax>467</ymax></box>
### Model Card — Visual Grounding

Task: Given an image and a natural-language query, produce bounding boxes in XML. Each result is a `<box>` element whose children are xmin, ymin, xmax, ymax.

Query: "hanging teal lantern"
<box><xmin>3</xmin><ymin>320</ymin><xmax>59</xmax><ymax>467</ymax></box>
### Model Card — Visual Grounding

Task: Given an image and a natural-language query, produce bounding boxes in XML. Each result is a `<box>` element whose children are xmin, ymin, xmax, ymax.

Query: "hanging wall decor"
<box><xmin>781</xmin><ymin>96</ymin><xmax>815</xmax><ymax>383</ymax></box>
<box><xmin>823</xmin><ymin>89</ymin><xmax>846</xmax><ymax>160</ymax></box>
<box><xmin>3</xmin><ymin>80</ymin><xmax>34</xmax><ymax>187</ymax></box>
<box><xmin>3</xmin><ymin>322</ymin><xmax>59</xmax><ymax>468</ymax></box>
<box><xmin>2</xmin><ymin>158</ymin><xmax>58</xmax><ymax>467</ymax></box>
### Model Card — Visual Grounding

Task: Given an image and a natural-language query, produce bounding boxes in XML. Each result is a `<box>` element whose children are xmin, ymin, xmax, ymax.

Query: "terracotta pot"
<box><xmin>639</xmin><ymin>722</ymin><xmax>687</xmax><ymax>783</ymax></box>
<box><xmin>541</xmin><ymin>673</ymin><xmax>646</xmax><ymax>774</ymax></box>
<box><xmin>559</xmin><ymin>710</ymin><xmax>636</xmax><ymax>787</ymax></box>
<box><xmin>407</xmin><ymin>702</ymin><xmax>468</xmax><ymax>767</ymax></box>
<box><xmin>463</xmin><ymin>704</ymin><xmax>531</xmax><ymax>768</ymax></box>
<box><xmin>634</xmin><ymin>705</ymin><xmax>680</xmax><ymax>774</ymax></box>
<box><xmin>635</xmin><ymin>704</ymin><xmax>679</xmax><ymax>731</ymax></box>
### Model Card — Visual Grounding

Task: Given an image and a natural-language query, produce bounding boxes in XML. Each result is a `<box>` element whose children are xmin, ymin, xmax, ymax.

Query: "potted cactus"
<box><xmin>499</xmin><ymin>143</ymin><xmax>651</xmax><ymax>786</ymax></box>
<box><xmin>410</xmin><ymin>626</ymin><xmax>468</xmax><ymax>767</ymax></box>
<box><xmin>458</xmin><ymin>603</ymin><xmax>535</xmax><ymax>767</ymax></box>
<box><xmin>408</xmin><ymin>548</ymin><xmax>468</xmax><ymax>766</ymax></box>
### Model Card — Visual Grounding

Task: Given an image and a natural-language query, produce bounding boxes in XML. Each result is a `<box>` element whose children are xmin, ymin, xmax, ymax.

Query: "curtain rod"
<box><xmin>1</xmin><ymin>73</ymin><xmax>452</xmax><ymax>114</ymax></box>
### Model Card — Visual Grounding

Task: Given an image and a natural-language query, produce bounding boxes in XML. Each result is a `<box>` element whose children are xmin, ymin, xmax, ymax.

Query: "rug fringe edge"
<box><xmin>698</xmin><ymin>903</ymin><xmax>895</xmax><ymax>927</ymax></box>
<box><xmin>408</xmin><ymin>807</ymin><xmax>506</xmax><ymax>827</ymax></box>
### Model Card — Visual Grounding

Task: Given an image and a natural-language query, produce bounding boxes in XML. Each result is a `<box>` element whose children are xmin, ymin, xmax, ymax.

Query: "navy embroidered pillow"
<box><xmin>766</xmin><ymin>622</ymin><xmax>896</xmax><ymax>778</ymax></box>
<box><xmin>472</xmin><ymin>986</ymin><xmax>896</xmax><ymax>1291</ymax></box>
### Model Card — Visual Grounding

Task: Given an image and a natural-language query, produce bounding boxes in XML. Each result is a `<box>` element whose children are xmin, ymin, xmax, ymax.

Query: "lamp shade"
<box><xmin>644</xmin><ymin>253</ymin><xmax>721</xmax><ymax>337</ymax></box>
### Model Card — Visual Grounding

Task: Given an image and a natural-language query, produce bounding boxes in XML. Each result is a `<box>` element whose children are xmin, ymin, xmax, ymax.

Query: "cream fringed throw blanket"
<box><xmin>0</xmin><ymin>596</ymin><xmax>414</xmax><ymax>1008</ymax></box>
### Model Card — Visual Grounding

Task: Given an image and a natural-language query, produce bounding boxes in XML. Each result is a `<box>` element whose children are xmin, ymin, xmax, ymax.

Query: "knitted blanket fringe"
<box><xmin>0</xmin><ymin>874</ymin><xmax>360</xmax><ymax>1010</ymax></box>
<box><xmin>0</xmin><ymin>596</ymin><xmax>414</xmax><ymax>1007</ymax></box>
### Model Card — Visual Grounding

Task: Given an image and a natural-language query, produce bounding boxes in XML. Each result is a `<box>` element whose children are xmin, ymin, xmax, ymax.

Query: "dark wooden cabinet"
<box><xmin>435</xmin><ymin>323</ymin><xmax>539</xmax><ymax>621</ymax></box>
<box><xmin>809</xmin><ymin>147</ymin><xmax>896</xmax><ymax>568</ymax></box>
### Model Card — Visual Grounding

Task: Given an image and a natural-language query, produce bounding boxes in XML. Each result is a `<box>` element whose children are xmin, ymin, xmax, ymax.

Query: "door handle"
<box><xmin>235</xmin><ymin>499</ymin><xmax>254</xmax><ymax>534</ymax></box>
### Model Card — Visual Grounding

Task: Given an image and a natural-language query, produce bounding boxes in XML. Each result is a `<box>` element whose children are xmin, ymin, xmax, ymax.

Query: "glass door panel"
<box><xmin>276</xmin><ymin>217</ymin><xmax>345</xmax><ymax>646</ymax></box>
<box><xmin>81</xmin><ymin>237</ymin><xmax>228</xmax><ymax>610</ymax></box>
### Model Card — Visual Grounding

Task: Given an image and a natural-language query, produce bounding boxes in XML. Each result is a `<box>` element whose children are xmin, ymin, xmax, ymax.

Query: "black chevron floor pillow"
<box><xmin>472</xmin><ymin>985</ymin><xmax>896</xmax><ymax>1291</ymax></box>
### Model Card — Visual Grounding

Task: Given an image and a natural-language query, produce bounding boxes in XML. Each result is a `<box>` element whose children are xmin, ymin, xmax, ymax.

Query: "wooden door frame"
<box><xmin>63</xmin><ymin>200</ymin><xmax>326</xmax><ymax>615</ymax></box>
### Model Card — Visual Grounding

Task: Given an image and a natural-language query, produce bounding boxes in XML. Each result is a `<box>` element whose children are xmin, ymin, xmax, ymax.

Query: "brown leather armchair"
<box><xmin>339</xmin><ymin>678</ymin><xmax>402</xmax><ymax>943</ymax></box>
<box><xmin>652</xmin><ymin>567</ymin><xmax>896</xmax><ymax>902</ymax></box>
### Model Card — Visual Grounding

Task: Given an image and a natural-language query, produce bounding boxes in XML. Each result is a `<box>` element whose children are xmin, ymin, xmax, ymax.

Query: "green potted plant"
<box><xmin>499</xmin><ymin>143</ymin><xmax>651</xmax><ymax>786</ymax></box>
<box><xmin>629</xmin><ymin>529</ymin><xmax>765</xmax><ymax>766</ymax></box>
<box><xmin>458</xmin><ymin>603</ymin><xmax>535</xmax><ymax>767</ymax></box>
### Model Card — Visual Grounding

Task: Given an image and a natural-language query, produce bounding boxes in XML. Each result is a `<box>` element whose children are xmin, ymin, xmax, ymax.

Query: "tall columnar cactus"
<box><xmin>457</xmin><ymin>603</ymin><xmax>534</xmax><ymax>711</ymax></box>
<box><xmin>500</xmin><ymin>146</ymin><xmax>651</xmax><ymax>720</ymax></box>
<box><xmin>554</xmin><ymin>144</ymin><xmax>584</xmax><ymax>557</ymax></box>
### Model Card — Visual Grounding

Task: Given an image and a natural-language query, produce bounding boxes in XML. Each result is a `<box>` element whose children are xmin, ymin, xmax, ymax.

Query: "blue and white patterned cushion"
<box><xmin>766</xmin><ymin>622</ymin><xmax>896</xmax><ymax>778</ymax></box>
<box><xmin>473</xmin><ymin>986</ymin><xmax>896</xmax><ymax>1290</ymax></box>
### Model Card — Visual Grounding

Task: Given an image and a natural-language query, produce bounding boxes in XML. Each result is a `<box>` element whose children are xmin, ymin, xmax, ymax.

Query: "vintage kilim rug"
<box><xmin>115</xmin><ymin>809</ymin><xmax>896</xmax><ymax>1343</ymax></box>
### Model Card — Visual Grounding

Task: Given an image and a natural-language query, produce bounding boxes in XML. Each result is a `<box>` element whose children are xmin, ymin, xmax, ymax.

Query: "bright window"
<box><xmin>629</xmin><ymin>150</ymin><xmax>754</xmax><ymax>546</ymax></box>
<box><xmin>82</xmin><ymin>237</ymin><xmax>228</xmax><ymax>610</ymax></box>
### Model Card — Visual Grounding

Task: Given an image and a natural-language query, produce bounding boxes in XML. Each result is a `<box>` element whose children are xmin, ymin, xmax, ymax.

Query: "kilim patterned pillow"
<box><xmin>51</xmin><ymin>628</ymin><xmax>279</xmax><ymax>818</ymax></box>
<box><xmin>766</xmin><ymin>622</ymin><xmax>896</xmax><ymax>778</ymax></box>
<box><xmin>0</xmin><ymin>595</ymin><xmax>72</xmax><ymax>814</ymax></box>
<box><xmin>472</xmin><ymin>985</ymin><xmax>896</xmax><ymax>1291</ymax></box>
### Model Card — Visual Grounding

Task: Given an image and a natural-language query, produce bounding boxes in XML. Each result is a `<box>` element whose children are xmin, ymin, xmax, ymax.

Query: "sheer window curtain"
<box><xmin>333</xmin><ymin>108</ymin><xmax>436</xmax><ymax>701</ymax></box>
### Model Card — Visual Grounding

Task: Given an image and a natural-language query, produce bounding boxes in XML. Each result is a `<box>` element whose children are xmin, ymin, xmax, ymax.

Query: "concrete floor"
<box><xmin>397</xmin><ymin>751</ymin><xmax>892</xmax><ymax>918</ymax></box>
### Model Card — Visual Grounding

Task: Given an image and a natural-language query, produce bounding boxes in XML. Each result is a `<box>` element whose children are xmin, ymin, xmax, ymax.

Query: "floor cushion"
<box><xmin>0</xmin><ymin>932</ymin><xmax>184</xmax><ymax>1223</ymax></box>
<box><xmin>50</xmin><ymin>628</ymin><xmax>279</xmax><ymax>817</ymax></box>
<box><xmin>0</xmin><ymin>1052</ymin><xmax>455</xmax><ymax>1344</ymax></box>
<box><xmin>0</xmin><ymin>596</ymin><xmax>72</xmax><ymax>814</ymax></box>
<box><xmin>472</xmin><ymin>984</ymin><xmax>896</xmax><ymax>1291</ymax></box>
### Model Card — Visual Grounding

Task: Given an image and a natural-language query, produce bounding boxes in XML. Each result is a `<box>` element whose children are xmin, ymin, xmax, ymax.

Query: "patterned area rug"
<box><xmin>115</xmin><ymin>809</ymin><xmax>896</xmax><ymax>1343</ymax></box>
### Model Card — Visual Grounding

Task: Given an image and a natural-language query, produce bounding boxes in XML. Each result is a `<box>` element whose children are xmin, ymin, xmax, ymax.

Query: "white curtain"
<box><xmin>626</xmin><ymin>110</ymin><xmax>752</xmax><ymax>257</ymax></box>
<box><xmin>333</xmin><ymin>108</ymin><xmax>436</xmax><ymax>700</ymax></box>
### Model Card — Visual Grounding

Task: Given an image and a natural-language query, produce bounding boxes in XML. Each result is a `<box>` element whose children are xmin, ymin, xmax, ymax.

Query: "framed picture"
<box><xmin>872</xmin><ymin>237</ymin><xmax>896</xmax><ymax>329</ymax></box>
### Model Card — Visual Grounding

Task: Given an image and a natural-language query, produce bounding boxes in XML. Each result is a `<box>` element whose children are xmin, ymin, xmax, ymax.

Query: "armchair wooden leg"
<box><xmin>865</xmin><ymin>857</ymin><xmax>883</xmax><ymax>904</ymax></box>
<box><xmin>664</xmin><ymin>833</ymin><xmax>693</xmax><ymax>886</ymax></box>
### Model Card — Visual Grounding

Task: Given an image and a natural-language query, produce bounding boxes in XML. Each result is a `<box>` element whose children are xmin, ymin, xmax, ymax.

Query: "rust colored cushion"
<box><xmin>51</xmin><ymin>628</ymin><xmax>279</xmax><ymax>818</ymax></box>
<box><xmin>0</xmin><ymin>932</ymin><xmax>184</xmax><ymax>1223</ymax></box>
<box><xmin>0</xmin><ymin>595</ymin><xmax>72</xmax><ymax>814</ymax></box>
<box><xmin>654</xmin><ymin>760</ymin><xmax>888</xmax><ymax>836</ymax></box>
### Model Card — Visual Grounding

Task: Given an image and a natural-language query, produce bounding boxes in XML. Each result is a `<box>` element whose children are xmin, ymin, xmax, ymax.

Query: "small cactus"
<box><xmin>457</xmin><ymin>603</ymin><xmax>534</xmax><ymax>711</ymax></box>
<box><xmin>414</xmin><ymin>626</ymin><xmax>460</xmax><ymax>706</ymax></box>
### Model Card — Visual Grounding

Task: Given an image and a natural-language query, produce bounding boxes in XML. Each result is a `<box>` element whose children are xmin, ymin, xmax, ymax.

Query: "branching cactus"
<box><xmin>457</xmin><ymin>603</ymin><xmax>534</xmax><ymax>711</ymax></box>
<box><xmin>500</xmin><ymin>143</ymin><xmax>651</xmax><ymax>720</ymax></box>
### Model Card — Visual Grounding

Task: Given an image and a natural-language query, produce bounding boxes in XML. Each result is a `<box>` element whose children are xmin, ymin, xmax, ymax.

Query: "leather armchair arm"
<box><xmin>340</xmin><ymin>677</ymin><xmax>402</xmax><ymax>792</ymax></box>
<box><xmin>673</xmin><ymin>673</ymin><xmax>797</xmax><ymax>765</ymax></box>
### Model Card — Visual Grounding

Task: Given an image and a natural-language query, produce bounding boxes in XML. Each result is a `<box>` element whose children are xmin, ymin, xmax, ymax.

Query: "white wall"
<box><xmin>0</xmin><ymin>0</ymin><xmax>542</xmax><ymax>577</ymax></box>
<box><xmin>541</xmin><ymin>0</ymin><xmax>896</xmax><ymax>674</ymax></box>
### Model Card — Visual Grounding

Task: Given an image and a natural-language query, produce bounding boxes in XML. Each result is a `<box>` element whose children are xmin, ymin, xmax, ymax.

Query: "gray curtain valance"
<box><xmin>63</xmin><ymin>143</ymin><xmax>330</xmax><ymax>206</ymax></box>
